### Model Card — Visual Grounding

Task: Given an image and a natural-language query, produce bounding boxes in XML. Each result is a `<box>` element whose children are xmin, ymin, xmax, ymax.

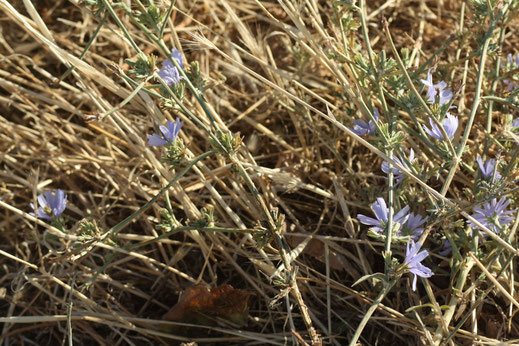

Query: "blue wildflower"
<box><xmin>476</xmin><ymin>156</ymin><xmax>501</xmax><ymax>180</ymax></box>
<box><xmin>357</xmin><ymin>197</ymin><xmax>410</xmax><ymax>234</ymax></box>
<box><xmin>468</xmin><ymin>197</ymin><xmax>516</xmax><ymax>235</ymax></box>
<box><xmin>508</xmin><ymin>53</ymin><xmax>519</xmax><ymax>66</ymax></box>
<box><xmin>30</xmin><ymin>190</ymin><xmax>67</xmax><ymax>220</ymax></box>
<box><xmin>352</xmin><ymin>108</ymin><xmax>379</xmax><ymax>136</ymax></box>
<box><xmin>401</xmin><ymin>212</ymin><xmax>428</xmax><ymax>240</ymax></box>
<box><xmin>437</xmin><ymin>87</ymin><xmax>453</xmax><ymax>107</ymax></box>
<box><xmin>404</xmin><ymin>239</ymin><xmax>433</xmax><ymax>291</ymax></box>
<box><xmin>147</xmin><ymin>118</ymin><xmax>183</xmax><ymax>146</ymax></box>
<box><xmin>423</xmin><ymin>113</ymin><xmax>458</xmax><ymax>140</ymax></box>
<box><xmin>439</xmin><ymin>239</ymin><xmax>451</xmax><ymax>256</ymax></box>
<box><xmin>157</xmin><ymin>48</ymin><xmax>186</xmax><ymax>86</ymax></box>
<box><xmin>381</xmin><ymin>149</ymin><xmax>416</xmax><ymax>185</ymax></box>
<box><xmin>513</xmin><ymin>118</ymin><xmax>519</xmax><ymax>129</ymax></box>
<box><xmin>420</xmin><ymin>69</ymin><xmax>453</xmax><ymax>106</ymax></box>
<box><xmin>503</xmin><ymin>54</ymin><xmax>519</xmax><ymax>91</ymax></box>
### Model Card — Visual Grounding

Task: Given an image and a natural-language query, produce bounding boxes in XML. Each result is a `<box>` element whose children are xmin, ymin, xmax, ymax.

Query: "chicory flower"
<box><xmin>357</xmin><ymin>197</ymin><xmax>410</xmax><ymax>234</ymax></box>
<box><xmin>468</xmin><ymin>197</ymin><xmax>516</xmax><ymax>235</ymax></box>
<box><xmin>351</xmin><ymin>108</ymin><xmax>379</xmax><ymax>136</ymax></box>
<box><xmin>381</xmin><ymin>149</ymin><xmax>416</xmax><ymax>185</ymax></box>
<box><xmin>421</xmin><ymin>69</ymin><xmax>453</xmax><ymax>106</ymax></box>
<box><xmin>157</xmin><ymin>48</ymin><xmax>186</xmax><ymax>86</ymax></box>
<box><xmin>147</xmin><ymin>118</ymin><xmax>183</xmax><ymax>146</ymax></box>
<box><xmin>401</xmin><ymin>212</ymin><xmax>428</xmax><ymax>240</ymax></box>
<box><xmin>404</xmin><ymin>239</ymin><xmax>433</xmax><ymax>291</ymax></box>
<box><xmin>503</xmin><ymin>54</ymin><xmax>519</xmax><ymax>91</ymax></box>
<box><xmin>476</xmin><ymin>156</ymin><xmax>501</xmax><ymax>180</ymax></box>
<box><xmin>30</xmin><ymin>190</ymin><xmax>67</xmax><ymax>220</ymax></box>
<box><xmin>439</xmin><ymin>239</ymin><xmax>452</xmax><ymax>256</ymax></box>
<box><xmin>423</xmin><ymin>113</ymin><xmax>458</xmax><ymax>140</ymax></box>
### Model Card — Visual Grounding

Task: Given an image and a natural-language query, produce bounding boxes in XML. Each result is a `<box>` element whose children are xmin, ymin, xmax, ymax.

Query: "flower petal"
<box><xmin>36</xmin><ymin>207</ymin><xmax>52</xmax><ymax>220</ymax></box>
<box><xmin>372</xmin><ymin>198</ymin><xmax>388</xmax><ymax>222</ymax></box>
<box><xmin>147</xmin><ymin>134</ymin><xmax>168</xmax><ymax>146</ymax></box>
<box><xmin>357</xmin><ymin>214</ymin><xmax>382</xmax><ymax>226</ymax></box>
<box><xmin>171</xmin><ymin>48</ymin><xmax>185</xmax><ymax>70</ymax></box>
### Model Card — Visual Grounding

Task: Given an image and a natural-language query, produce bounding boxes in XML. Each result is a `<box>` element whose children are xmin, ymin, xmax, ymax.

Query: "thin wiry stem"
<box><xmin>348</xmin><ymin>278</ymin><xmax>397</xmax><ymax>346</ymax></box>
<box><xmin>441</xmin><ymin>1</ymin><xmax>513</xmax><ymax>196</ymax></box>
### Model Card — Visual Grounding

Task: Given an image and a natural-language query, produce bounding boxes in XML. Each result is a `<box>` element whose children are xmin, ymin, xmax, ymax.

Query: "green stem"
<box><xmin>382</xmin><ymin>19</ymin><xmax>456</xmax><ymax>158</ymax></box>
<box><xmin>82</xmin><ymin>150</ymin><xmax>215</xmax><ymax>290</ymax></box>
<box><xmin>127</xmin><ymin>225</ymin><xmax>258</xmax><ymax>251</ymax></box>
<box><xmin>359</xmin><ymin>0</ymin><xmax>375</xmax><ymax>76</ymax></box>
<box><xmin>100</xmin><ymin>0</ymin><xmax>142</xmax><ymax>54</ymax></box>
<box><xmin>59</xmin><ymin>11</ymin><xmax>109</xmax><ymax>82</ymax></box>
<box><xmin>482</xmin><ymin>96</ymin><xmax>519</xmax><ymax>110</ymax></box>
<box><xmin>441</xmin><ymin>1</ymin><xmax>512</xmax><ymax>196</ymax></box>
<box><xmin>359</xmin><ymin>0</ymin><xmax>389</xmax><ymax>115</ymax></box>
<box><xmin>100</xmin><ymin>150</ymin><xmax>215</xmax><ymax>242</ymax></box>
<box><xmin>159</xmin><ymin>0</ymin><xmax>176</xmax><ymax>38</ymax></box>
<box><xmin>384</xmin><ymin>152</ymin><xmax>395</xmax><ymax>275</ymax></box>
<box><xmin>432</xmin><ymin>256</ymin><xmax>475</xmax><ymax>344</ymax></box>
<box><xmin>348</xmin><ymin>278</ymin><xmax>397</xmax><ymax>346</ymax></box>
<box><xmin>485</xmin><ymin>13</ymin><xmax>507</xmax><ymax>134</ymax></box>
<box><xmin>154</xmin><ymin>72</ymin><xmax>217</xmax><ymax>142</ymax></box>
<box><xmin>121</xmin><ymin>5</ymin><xmax>219</xmax><ymax>131</ymax></box>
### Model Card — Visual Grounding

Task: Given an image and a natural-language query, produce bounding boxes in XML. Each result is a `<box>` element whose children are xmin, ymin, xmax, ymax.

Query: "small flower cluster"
<box><xmin>350</xmin><ymin>70</ymin><xmax>460</xmax><ymax>143</ymax></box>
<box><xmin>146</xmin><ymin>47</ymin><xmax>190</xmax><ymax>166</ymax></box>
<box><xmin>421</xmin><ymin>70</ymin><xmax>459</xmax><ymax>141</ymax></box>
<box><xmin>468</xmin><ymin>197</ymin><xmax>516</xmax><ymax>235</ymax></box>
<box><xmin>437</xmin><ymin>196</ymin><xmax>516</xmax><ymax>257</ymax></box>
<box><xmin>357</xmin><ymin>198</ymin><xmax>432</xmax><ymax>291</ymax></box>
<box><xmin>357</xmin><ymin>198</ymin><xmax>427</xmax><ymax>240</ymax></box>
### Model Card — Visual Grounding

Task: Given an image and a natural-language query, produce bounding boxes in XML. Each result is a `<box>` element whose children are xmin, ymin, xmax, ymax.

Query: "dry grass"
<box><xmin>1</xmin><ymin>0</ymin><xmax>519</xmax><ymax>345</ymax></box>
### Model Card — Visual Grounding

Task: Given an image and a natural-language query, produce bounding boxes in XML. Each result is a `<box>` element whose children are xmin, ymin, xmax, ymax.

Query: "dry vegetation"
<box><xmin>1</xmin><ymin>0</ymin><xmax>519</xmax><ymax>345</ymax></box>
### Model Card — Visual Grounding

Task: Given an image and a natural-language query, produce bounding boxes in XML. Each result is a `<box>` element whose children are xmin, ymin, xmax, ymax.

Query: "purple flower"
<box><xmin>468</xmin><ymin>197</ymin><xmax>516</xmax><ymax>235</ymax></box>
<box><xmin>147</xmin><ymin>118</ymin><xmax>183</xmax><ymax>146</ymax></box>
<box><xmin>437</xmin><ymin>88</ymin><xmax>453</xmax><ymax>106</ymax></box>
<box><xmin>504</xmin><ymin>80</ymin><xmax>517</xmax><ymax>92</ymax></box>
<box><xmin>503</xmin><ymin>79</ymin><xmax>517</xmax><ymax>91</ymax></box>
<box><xmin>381</xmin><ymin>149</ymin><xmax>416</xmax><ymax>185</ymax></box>
<box><xmin>439</xmin><ymin>239</ymin><xmax>452</xmax><ymax>256</ymax></box>
<box><xmin>421</xmin><ymin>69</ymin><xmax>453</xmax><ymax>106</ymax></box>
<box><xmin>503</xmin><ymin>54</ymin><xmax>519</xmax><ymax>91</ymax></box>
<box><xmin>352</xmin><ymin>108</ymin><xmax>379</xmax><ymax>136</ymax></box>
<box><xmin>30</xmin><ymin>190</ymin><xmax>67</xmax><ymax>220</ymax></box>
<box><xmin>357</xmin><ymin>197</ymin><xmax>410</xmax><ymax>234</ymax></box>
<box><xmin>423</xmin><ymin>113</ymin><xmax>458</xmax><ymax>140</ymax></box>
<box><xmin>157</xmin><ymin>48</ymin><xmax>186</xmax><ymax>86</ymax></box>
<box><xmin>401</xmin><ymin>212</ymin><xmax>428</xmax><ymax>240</ymax></box>
<box><xmin>476</xmin><ymin>156</ymin><xmax>501</xmax><ymax>180</ymax></box>
<box><xmin>512</xmin><ymin>118</ymin><xmax>519</xmax><ymax>129</ymax></box>
<box><xmin>508</xmin><ymin>53</ymin><xmax>519</xmax><ymax>66</ymax></box>
<box><xmin>404</xmin><ymin>239</ymin><xmax>433</xmax><ymax>291</ymax></box>
<box><xmin>420</xmin><ymin>69</ymin><xmax>435</xmax><ymax>92</ymax></box>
